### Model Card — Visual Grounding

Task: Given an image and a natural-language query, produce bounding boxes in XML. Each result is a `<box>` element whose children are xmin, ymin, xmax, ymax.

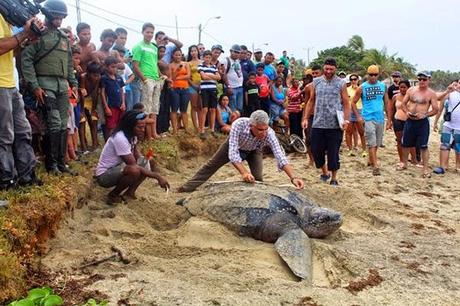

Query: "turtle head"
<box><xmin>299</xmin><ymin>206</ymin><xmax>343</xmax><ymax>238</ymax></box>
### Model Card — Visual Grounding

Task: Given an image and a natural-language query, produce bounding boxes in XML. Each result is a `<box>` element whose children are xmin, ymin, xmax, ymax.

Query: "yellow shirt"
<box><xmin>0</xmin><ymin>15</ymin><xmax>15</xmax><ymax>88</ymax></box>
<box><xmin>347</xmin><ymin>86</ymin><xmax>362</xmax><ymax>110</ymax></box>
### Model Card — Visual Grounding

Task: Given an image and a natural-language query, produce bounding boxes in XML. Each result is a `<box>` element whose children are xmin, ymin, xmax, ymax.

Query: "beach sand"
<box><xmin>41</xmin><ymin>130</ymin><xmax>460</xmax><ymax>305</ymax></box>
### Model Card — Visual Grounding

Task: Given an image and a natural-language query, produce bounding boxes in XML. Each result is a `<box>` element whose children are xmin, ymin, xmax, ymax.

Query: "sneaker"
<box><xmin>320</xmin><ymin>174</ymin><xmax>331</xmax><ymax>182</ymax></box>
<box><xmin>433</xmin><ymin>167</ymin><xmax>445</xmax><ymax>175</ymax></box>
<box><xmin>330</xmin><ymin>180</ymin><xmax>339</xmax><ymax>186</ymax></box>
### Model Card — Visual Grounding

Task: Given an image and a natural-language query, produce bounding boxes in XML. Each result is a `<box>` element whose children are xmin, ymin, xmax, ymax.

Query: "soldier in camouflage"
<box><xmin>21</xmin><ymin>0</ymin><xmax>78</xmax><ymax>175</ymax></box>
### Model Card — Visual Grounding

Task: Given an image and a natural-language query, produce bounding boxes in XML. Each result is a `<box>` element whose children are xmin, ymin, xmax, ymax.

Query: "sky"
<box><xmin>59</xmin><ymin>0</ymin><xmax>458</xmax><ymax>72</ymax></box>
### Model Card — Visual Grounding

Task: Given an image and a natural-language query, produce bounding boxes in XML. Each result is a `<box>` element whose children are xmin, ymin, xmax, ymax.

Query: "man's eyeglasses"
<box><xmin>136</xmin><ymin>112</ymin><xmax>147</xmax><ymax>120</ymax></box>
<box><xmin>418</xmin><ymin>78</ymin><xmax>428</xmax><ymax>81</ymax></box>
<box><xmin>369</xmin><ymin>74</ymin><xmax>378</xmax><ymax>77</ymax></box>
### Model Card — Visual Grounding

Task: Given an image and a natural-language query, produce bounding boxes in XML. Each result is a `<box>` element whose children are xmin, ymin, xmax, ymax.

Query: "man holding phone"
<box><xmin>0</xmin><ymin>13</ymin><xmax>43</xmax><ymax>189</ymax></box>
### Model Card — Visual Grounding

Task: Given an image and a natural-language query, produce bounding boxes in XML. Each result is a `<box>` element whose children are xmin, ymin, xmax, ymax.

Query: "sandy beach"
<box><xmin>40</xmin><ymin>130</ymin><xmax>460</xmax><ymax>305</ymax></box>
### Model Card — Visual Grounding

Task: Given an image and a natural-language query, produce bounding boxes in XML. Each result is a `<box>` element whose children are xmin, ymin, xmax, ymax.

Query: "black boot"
<box><xmin>18</xmin><ymin>169</ymin><xmax>43</xmax><ymax>187</ymax></box>
<box><xmin>57</xmin><ymin>130</ymin><xmax>77</xmax><ymax>176</ymax></box>
<box><xmin>43</xmin><ymin>133</ymin><xmax>62</xmax><ymax>175</ymax></box>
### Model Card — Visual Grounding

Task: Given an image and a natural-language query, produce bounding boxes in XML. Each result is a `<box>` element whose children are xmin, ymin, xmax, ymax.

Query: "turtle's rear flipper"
<box><xmin>275</xmin><ymin>228</ymin><xmax>312</xmax><ymax>282</ymax></box>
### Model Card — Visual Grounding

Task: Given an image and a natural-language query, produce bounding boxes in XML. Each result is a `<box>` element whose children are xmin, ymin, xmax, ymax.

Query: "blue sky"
<box><xmin>62</xmin><ymin>0</ymin><xmax>458</xmax><ymax>72</ymax></box>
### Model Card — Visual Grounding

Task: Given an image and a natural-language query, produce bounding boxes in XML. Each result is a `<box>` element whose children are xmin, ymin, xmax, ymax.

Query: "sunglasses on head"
<box><xmin>135</xmin><ymin>112</ymin><xmax>147</xmax><ymax>120</ymax></box>
<box><xmin>369</xmin><ymin>73</ymin><xmax>378</xmax><ymax>77</ymax></box>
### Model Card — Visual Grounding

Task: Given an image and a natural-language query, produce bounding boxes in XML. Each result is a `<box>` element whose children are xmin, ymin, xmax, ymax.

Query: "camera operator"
<box><xmin>21</xmin><ymin>0</ymin><xmax>78</xmax><ymax>176</ymax></box>
<box><xmin>0</xmin><ymin>14</ymin><xmax>43</xmax><ymax>190</ymax></box>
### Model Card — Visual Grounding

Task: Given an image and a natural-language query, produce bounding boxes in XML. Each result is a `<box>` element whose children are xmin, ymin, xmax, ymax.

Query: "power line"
<box><xmin>66</xmin><ymin>2</ymin><xmax>140</xmax><ymax>33</ymax></box>
<box><xmin>77</xmin><ymin>0</ymin><xmax>197</xmax><ymax>29</ymax></box>
<box><xmin>201</xmin><ymin>30</ymin><xmax>227</xmax><ymax>47</ymax></box>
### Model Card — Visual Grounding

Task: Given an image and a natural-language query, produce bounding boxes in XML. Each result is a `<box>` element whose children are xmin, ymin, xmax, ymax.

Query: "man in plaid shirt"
<box><xmin>178</xmin><ymin>111</ymin><xmax>304</xmax><ymax>192</ymax></box>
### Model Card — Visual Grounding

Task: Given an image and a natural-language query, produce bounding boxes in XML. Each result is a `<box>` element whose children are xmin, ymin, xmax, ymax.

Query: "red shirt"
<box><xmin>287</xmin><ymin>87</ymin><xmax>303</xmax><ymax>113</ymax></box>
<box><xmin>255</xmin><ymin>74</ymin><xmax>270</xmax><ymax>98</ymax></box>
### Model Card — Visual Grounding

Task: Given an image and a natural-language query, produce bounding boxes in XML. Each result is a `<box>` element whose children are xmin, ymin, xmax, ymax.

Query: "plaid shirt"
<box><xmin>228</xmin><ymin>118</ymin><xmax>289</xmax><ymax>170</ymax></box>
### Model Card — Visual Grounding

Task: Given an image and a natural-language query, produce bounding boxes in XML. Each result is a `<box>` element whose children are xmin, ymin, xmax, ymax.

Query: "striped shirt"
<box><xmin>198</xmin><ymin>63</ymin><xmax>218</xmax><ymax>90</ymax></box>
<box><xmin>228</xmin><ymin>118</ymin><xmax>289</xmax><ymax>170</ymax></box>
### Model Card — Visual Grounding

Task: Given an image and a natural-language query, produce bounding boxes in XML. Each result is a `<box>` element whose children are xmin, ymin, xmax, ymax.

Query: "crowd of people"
<box><xmin>1</xmin><ymin>0</ymin><xmax>459</xmax><ymax>200</ymax></box>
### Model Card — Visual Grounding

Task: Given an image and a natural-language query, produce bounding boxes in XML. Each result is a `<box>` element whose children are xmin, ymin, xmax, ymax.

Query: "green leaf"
<box><xmin>43</xmin><ymin>295</ymin><xmax>63</xmax><ymax>306</ymax></box>
<box><xmin>27</xmin><ymin>288</ymin><xmax>48</xmax><ymax>301</ymax></box>
<box><xmin>8</xmin><ymin>299</ymin><xmax>35</xmax><ymax>306</ymax></box>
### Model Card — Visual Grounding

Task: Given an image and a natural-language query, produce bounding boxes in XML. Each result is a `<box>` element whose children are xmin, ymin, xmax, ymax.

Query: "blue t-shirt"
<box><xmin>361</xmin><ymin>81</ymin><xmax>385</xmax><ymax>123</ymax></box>
<box><xmin>264</xmin><ymin>63</ymin><xmax>277</xmax><ymax>81</ymax></box>
<box><xmin>101</xmin><ymin>74</ymin><xmax>125</xmax><ymax>108</ymax></box>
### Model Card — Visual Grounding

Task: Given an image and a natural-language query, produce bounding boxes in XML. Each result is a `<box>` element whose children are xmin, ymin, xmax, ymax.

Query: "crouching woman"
<box><xmin>95</xmin><ymin>110</ymin><xmax>170</xmax><ymax>205</ymax></box>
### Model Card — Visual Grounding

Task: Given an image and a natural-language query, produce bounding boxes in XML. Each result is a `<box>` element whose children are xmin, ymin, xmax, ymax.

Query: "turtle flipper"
<box><xmin>274</xmin><ymin>228</ymin><xmax>312</xmax><ymax>281</ymax></box>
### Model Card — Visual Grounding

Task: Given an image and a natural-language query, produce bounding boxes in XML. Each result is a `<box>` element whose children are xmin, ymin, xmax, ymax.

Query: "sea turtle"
<box><xmin>177</xmin><ymin>182</ymin><xmax>343</xmax><ymax>281</ymax></box>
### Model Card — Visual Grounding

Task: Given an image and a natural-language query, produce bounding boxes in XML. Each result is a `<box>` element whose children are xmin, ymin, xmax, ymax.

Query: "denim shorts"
<box><xmin>170</xmin><ymin>88</ymin><xmax>190</xmax><ymax>113</ymax></box>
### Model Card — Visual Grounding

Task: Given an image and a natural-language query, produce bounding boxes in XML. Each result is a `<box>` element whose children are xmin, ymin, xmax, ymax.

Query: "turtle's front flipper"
<box><xmin>275</xmin><ymin>228</ymin><xmax>312</xmax><ymax>282</ymax></box>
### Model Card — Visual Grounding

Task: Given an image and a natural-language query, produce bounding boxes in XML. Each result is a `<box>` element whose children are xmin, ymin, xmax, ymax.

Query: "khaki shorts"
<box><xmin>141</xmin><ymin>79</ymin><xmax>163</xmax><ymax>115</ymax></box>
<box><xmin>365</xmin><ymin>121</ymin><xmax>384</xmax><ymax>148</ymax></box>
<box><xmin>95</xmin><ymin>157</ymin><xmax>150</xmax><ymax>188</ymax></box>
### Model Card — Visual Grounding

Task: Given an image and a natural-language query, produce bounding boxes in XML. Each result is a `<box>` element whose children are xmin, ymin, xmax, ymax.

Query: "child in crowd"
<box><xmin>198</xmin><ymin>50</ymin><xmax>221</xmax><ymax>139</ymax></box>
<box><xmin>80</xmin><ymin>62</ymin><xmax>102</xmax><ymax>150</ymax></box>
<box><xmin>215</xmin><ymin>94</ymin><xmax>240</xmax><ymax>134</ymax></box>
<box><xmin>66</xmin><ymin>86</ymin><xmax>78</xmax><ymax>161</ymax></box>
<box><xmin>255</xmin><ymin>63</ymin><xmax>271</xmax><ymax>114</ymax></box>
<box><xmin>113</xmin><ymin>45</ymin><xmax>135</xmax><ymax>110</ymax></box>
<box><xmin>245</xmin><ymin>72</ymin><xmax>260</xmax><ymax>115</ymax></box>
<box><xmin>71</xmin><ymin>46</ymin><xmax>82</xmax><ymax>154</ymax></box>
<box><xmin>286</xmin><ymin>78</ymin><xmax>303</xmax><ymax>137</ymax></box>
<box><xmin>101</xmin><ymin>56</ymin><xmax>126</xmax><ymax>139</ymax></box>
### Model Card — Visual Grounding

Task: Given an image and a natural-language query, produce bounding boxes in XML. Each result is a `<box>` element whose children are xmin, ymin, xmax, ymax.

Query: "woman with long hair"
<box><xmin>95</xmin><ymin>110</ymin><xmax>170</xmax><ymax>205</ymax></box>
<box><xmin>187</xmin><ymin>45</ymin><xmax>202</xmax><ymax>132</ymax></box>
<box><xmin>215</xmin><ymin>94</ymin><xmax>240</xmax><ymax>134</ymax></box>
<box><xmin>169</xmin><ymin>48</ymin><xmax>191</xmax><ymax>135</ymax></box>
<box><xmin>346</xmin><ymin>73</ymin><xmax>366</xmax><ymax>156</ymax></box>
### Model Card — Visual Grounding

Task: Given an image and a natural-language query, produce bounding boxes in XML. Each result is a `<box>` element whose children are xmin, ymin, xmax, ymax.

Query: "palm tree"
<box><xmin>347</xmin><ymin>35</ymin><xmax>365</xmax><ymax>54</ymax></box>
<box><xmin>360</xmin><ymin>47</ymin><xmax>396</xmax><ymax>79</ymax></box>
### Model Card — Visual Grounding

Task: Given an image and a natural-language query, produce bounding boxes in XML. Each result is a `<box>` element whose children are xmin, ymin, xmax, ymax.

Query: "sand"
<box><xmin>41</xmin><ymin>131</ymin><xmax>460</xmax><ymax>305</ymax></box>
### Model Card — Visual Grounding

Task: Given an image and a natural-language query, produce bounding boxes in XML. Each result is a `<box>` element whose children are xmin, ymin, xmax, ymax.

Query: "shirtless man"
<box><xmin>399</xmin><ymin>71</ymin><xmax>451</xmax><ymax>177</ymax></box>
<box><xmin>302</xmin><ymin>64</ymin><xmax>323</xmax><ymax>168</ymax></box>
<box><xmin>91</xmin><ymin>29</ymin><xmax>118</xmax><ymax>65</ymax></box>
<box><xmin>76</xmin><ymin>23</ymin><xmax>96</xmax><ymax>72</ymax></box>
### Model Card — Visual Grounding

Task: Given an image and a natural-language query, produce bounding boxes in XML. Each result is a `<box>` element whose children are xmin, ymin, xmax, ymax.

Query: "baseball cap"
<box><xmin>391</xmin><ymin>71</ymin><xmax>402</xmax><ymax>77</ymax></box>
<box><xmin>304</xmin><ymin>68</ymin><xmax>313</xmax><ymax>76</ymax></box>
<box><xmin>211</xmin><ymin>44</ymin><xmax>224</xmax><ymax>53</ymax></box>
<box><xmin>230</xmin><ymin>44</ymin><xmax>241</xmax><ymax>52</ymax></box>
<box><xmin>417</xmin><ymin>71</ymin><xmax>431</xmax><ymax>78</ymax></box>
<box><xmin>367</xmin><ymin>65</ymin><xmax>379</xmax><ymax>74</ymax></box>
<box><xmin>254</xmin><ymin>48</ymin><xmax>263</xmax><ymax>53</ymax></box>
<box><xmin>338</xmin><ymin>71</ymin><xmax>346</xmax><ymax>76</ymax></box>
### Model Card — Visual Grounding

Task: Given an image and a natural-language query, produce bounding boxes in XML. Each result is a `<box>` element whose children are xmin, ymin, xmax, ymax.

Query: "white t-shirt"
<box><xmin>222</xmin><ymin>57</ymin><xmax>243</xmax><ymax>88</ymax></box>
<box><xmin>95</xmin><ymin>131</ymin><xmax>133</xmax><ymax>176</ymax></box>
<box><xmin>444</xmin><ymin>91</ymin><xmax>460</xmax><ymax>130</ymax></box>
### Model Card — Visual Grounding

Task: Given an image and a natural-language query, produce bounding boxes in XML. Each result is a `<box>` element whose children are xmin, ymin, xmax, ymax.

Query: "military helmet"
<box><xmin>42</xmin><ymin>0</ymin><xmax>68</xmax><ymax>18</ymax></box>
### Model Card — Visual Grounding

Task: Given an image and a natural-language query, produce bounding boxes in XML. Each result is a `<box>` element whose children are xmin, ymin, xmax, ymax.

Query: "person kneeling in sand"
<box><xmin>95</xmin><ymin>110</ymin><xmax>170</xmax><ymax>205</ymax></box>
<box><xmin>177</xmin><ymin>110</ymin><xmax>304</xmax><ymax>192</ymax></box>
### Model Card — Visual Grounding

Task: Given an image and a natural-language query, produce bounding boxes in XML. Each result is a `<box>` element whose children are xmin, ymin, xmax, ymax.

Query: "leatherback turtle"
<box><xmin>177</xmin><ymin>182</ymin><xmax>343</xmax><ymax>281</ymax></box>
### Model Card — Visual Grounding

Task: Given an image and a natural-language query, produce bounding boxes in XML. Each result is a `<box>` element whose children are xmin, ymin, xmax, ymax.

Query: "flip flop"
<box><xmin>422</xmin><ymin>172</ymin><xmax>431</xmax><ymax>178</ymax></box>
<box><xmin>433</xmin><ymin>167</ymin><xmax>445</xmax><ymax>175</ymax></box>
<box><xmin>396</xmin><ymin>164</ymin><xmax>407</xmax><ymax>171</ymax></box>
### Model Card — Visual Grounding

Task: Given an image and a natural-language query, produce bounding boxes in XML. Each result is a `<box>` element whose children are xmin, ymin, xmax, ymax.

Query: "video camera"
<box><xmin>0</xmin><ymin>0</ymin><xmax>46</xmax><ymax>36</ymax></box>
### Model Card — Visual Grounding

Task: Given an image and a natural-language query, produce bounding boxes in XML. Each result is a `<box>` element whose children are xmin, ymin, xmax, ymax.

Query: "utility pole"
<box><xmin>175</xmin><ymin>15</ymin><xmax>179</xmax><ymax>40</ymax></box>
<box><xmin>75</xmin><ymin>0</ymin><xmax>81</xmax><ymax>24</ymax></box>
<box><xmin>198</xmin><ymin>24</ymin><xmax>202</xmax><ymax>44</ymax></box>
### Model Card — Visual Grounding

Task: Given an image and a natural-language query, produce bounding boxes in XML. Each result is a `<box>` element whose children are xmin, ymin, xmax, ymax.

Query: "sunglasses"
<box><xmin>418</xmin><ymin>78</ymin><xmax>428</xmax><ymax>81</ymax></box>
<box><xmin>369</xmin><ymin>74</ymin><xmax>378</xmax><ymax>77</ymax></box>
<box><xmin>136</xmin><ymin>112</ymin><xmax>147</xmax><ymax>120</ymax></box>
<box><xmin>350</xmin><ymin>78</ymin><xmax>358</xmax><ymax>81</ymax></box>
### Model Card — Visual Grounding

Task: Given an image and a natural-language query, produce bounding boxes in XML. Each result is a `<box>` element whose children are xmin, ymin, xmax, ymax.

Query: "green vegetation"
<box><xmin>8</xmin><ymin>287</ymin><xmax>63</xmax><ymax>306</ymax></box>
<box><xmin>80</xmin><ymin>298</ymin><xmax>108</xmax><ymax>306</ymax></box>
<box><xmin>310</xmin><ymin>35</ymin><xmax>416</xmax><ymax>79</ymax></box>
